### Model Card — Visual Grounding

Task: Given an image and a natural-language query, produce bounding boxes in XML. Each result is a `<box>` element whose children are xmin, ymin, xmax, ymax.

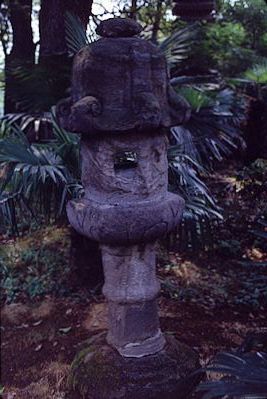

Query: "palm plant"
<box><xmin>244</xmin><ymin>61</ymin><xmax>267</xmax><ymax>86</ymax></box>
<box><xmin>168</xmin><ymin>146</ymin><xmax>222</xmax><ymax>250</ymax></box>
<box><xmin>229</xmin><ymin>60</ymin><xmax>267</xmax><ymax>100</ymax></box>
<box><xmin>158</xmin><ymin>22</ymin><xmax>246</xmax><ymax>249</ymax></box>
<box><xmin>198</xmin><ymin>351</ymin><xmax>267</xmax><ymax>398</ymax></box>
<box><xmin>167</xmin><ymin>83</ymin><xmax>246</xmax><ymax>249</ymax></box>
<box><xmin>170</xmin><ymin>87</ymin><xmax>247</xmax><ymax>167</ymax></box>
<box><xmin>159</xmin><ymin>23</ymin><xmax>199</xmax><ymax>70</ymax></box>
<box><xmin>3</xmin><ymin>62</ymin><xmax>72</xmax><ymax>113</ymax></box>
<box><xmin>0</xmin><ymin>115</ymin><xmax>83</xmax><ymax>233</ymax></box>
<box><xmin>65</xmin><ymin>11</ymin><xmax>91</xmax><ymax>55</ymax></box>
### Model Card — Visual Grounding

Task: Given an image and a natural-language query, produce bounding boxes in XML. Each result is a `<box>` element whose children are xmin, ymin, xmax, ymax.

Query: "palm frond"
<box><xmin>0</xmin><ymin>120</ymin><xmax>82</xmax><ymax>228</ymax></box>
<box><xmin>0</xmin><ymin>192</ymin><xmax>20</xmax><ymax>235</ymax></box>
<box><xmin>51</xmin><ymin>110</ymin><xmax>81</xmax><ymax>178</ymax></box>
<box><xmin>168</xmin><ymin>144</ymin><xmax>222</xmax><ymax>251</ymax></box>
<box><xmin>170</xmin><ymin>75</ymin><xmax>221</xmax><ymax>87</ymax></box>
<box><xmin>0</xmin><ymin>136</ymin><xmax>68</xmax><ymax>189</ymax></box>
<box><xmin>168</xmin><ymin>147</ymin><xmax>222</xmax><ymax>219</ymax></box>
<box><xmin>5</xmin><ymin>62</ymin><xmax>71</xmax><ymax>113</ymax></box>
<box><xmin>171</xmin><ymin>87</ymin><xmax>247</xmax><ymax>166</ymax></box>
<box><xmin>244</xmin><ymin>61</ymin><xmax>267</xmax><ymax>85</ymax></box>
<box><xmin>159</xmin><ymin>23</ymin><xmax>199</xmax><ymax>69</ymax></box>
<box><xmin>65</xmin><ymin>11</ymin><xmax>89</xmax><ymax>56</ymax></box>
<box><xmin>0</xmin><ymin>114</ymin><xmax>25</xmax><ymax>138</ymax></box>
<box><xmin>198</xmin><ymin>351</ymin><xmax>267</xmax><ymax>399</ymax></box>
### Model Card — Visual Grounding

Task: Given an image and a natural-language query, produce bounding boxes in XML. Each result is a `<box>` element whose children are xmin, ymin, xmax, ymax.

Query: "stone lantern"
<box><xmin>57</xmin><ymin>18</ymin><xmax>200</xmax><ymax>399</ymax></box>
<box><xmin>173</xmin><ymin>0</ymin><xmax>216</xmax><ymax>21</ymax></box>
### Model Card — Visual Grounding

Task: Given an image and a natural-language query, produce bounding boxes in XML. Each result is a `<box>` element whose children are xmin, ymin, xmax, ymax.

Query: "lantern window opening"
<box><xmin>114</xmin><ymin>151</ymin><xmax>138</xmax><ymax>171</ymax></box>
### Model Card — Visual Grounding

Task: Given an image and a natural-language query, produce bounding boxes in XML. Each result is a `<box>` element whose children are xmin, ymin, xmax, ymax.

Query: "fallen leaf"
<box><xmin>32</xmin><ymin>320</ymin><xmax>43</xmax><ymax>327</ymax></box>
<box><xmin>16</xmin><ymin>323</ymin><xmax>29</xmax><ymax>329</ymax></box>
<box><xmin>59</xmin><ymin>327</ymin><xmax>72</xmax><ymax>334</ymax></box>
<box><xmin>34</xmin><ymin>344</ymin><xmax>43</xmax><ymax>352</ymax></box>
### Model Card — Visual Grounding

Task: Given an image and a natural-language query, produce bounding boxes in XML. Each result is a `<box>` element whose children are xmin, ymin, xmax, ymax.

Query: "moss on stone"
<box><xmin>68</xmin><ymin>334</ymin><xmax>201</xmax><ymax>399</ymax></box>
<box><xmin>69</xmin><ymin>342</ymin><xmax>123</xmax><ymax>398</ymax></box>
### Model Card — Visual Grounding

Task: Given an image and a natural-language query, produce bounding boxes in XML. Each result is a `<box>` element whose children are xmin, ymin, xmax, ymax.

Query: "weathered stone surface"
<box><xmin>69</xmin><ymin>333</ymin><xmax>201</xmax><ymax>399</ymax></box>
<box><xmin>66</xmin><ymin>131</ymin><xmax>185</xmax><ymax>245</ymax></box>
<box><xmin>67</xmin><ymin>193</ymin><xmax>184</xmax><ymax>245</ymax></box>
<box><xmin>60</xmin><ymin>16</ymin><xmax>199</xmax><ymax>398</ymax></box>
<box><xmin>96</xmin><ymin>18</ymin><xmax>142</xmax><ymax>38</ymax></box>
<box><xmin>56</xmin><ymin>18</ymin><xmax>191</xmax><ymax>134</ymax></box>
<box><xmin>81</xmin><ymin>132</ymin><xmax>169</xmax><ymax>202</ymax></box>
<box><xmin>101</xmin><ymin>244</ymin><xmax>165</xmax><ymax>357</ymax></box>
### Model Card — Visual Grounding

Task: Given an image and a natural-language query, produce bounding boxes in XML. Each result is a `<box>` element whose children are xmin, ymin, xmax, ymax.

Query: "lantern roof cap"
<box><xmin>96</xmin><ymin>18</ymin><xmax>142</xmax><ymax>38</ymax></box>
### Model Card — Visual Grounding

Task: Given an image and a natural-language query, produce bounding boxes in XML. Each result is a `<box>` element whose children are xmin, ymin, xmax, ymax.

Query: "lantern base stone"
<box><xmin>69</xmin><ymin>332</ymin><xmax>201</xmax><ymax>399</ymax></box>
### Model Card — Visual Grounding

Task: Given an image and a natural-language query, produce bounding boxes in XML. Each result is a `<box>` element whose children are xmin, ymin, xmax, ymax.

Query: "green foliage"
<box><xmin>4</xmin><ymin>62</ymin><xmax>71</xmax><ymax>112</ymax></box>
<box><xmin>206</xmin><ymin>21</ymin><xmax>246</xmax><ymax>55</ymax></box>
<box><xmin>185</xmin><ymin>23</ymin><xmax>257</xmax><ymax>76</ymax></box>
<box><xmin>171</xmin><ymin>87</ymin><xmax>246</xmax><ymax>166</ymax></box>
<box><xmin>129</xmin><ymin>0</ymin><xmax>173</xmax><ymax>41</ymax></box>
<box><xmin>168</xmin><ymin>83</ymin><xmax>247</xmax><ymax>250</ymax></box>
<box><xmin>65</xmin><ymin>11</ymin><xmax>89</xmax><ymax>56</ymax></box>
<box><xmin>168</xmin><ymin>149</ymin><xmax>221</xmax><ymax>219</ymax></box>
<box><xmin>223</xmin><ymin>0</ymin><xmax>267</xmax><ymax>55</ymax></box>
<box><xmin>0</xmin><ymin>116</ymin><xmax>83</xmax><ymax>231</ymax></box>
<box><xmin>0</xmin><ymin>238</ymin><xmax>71</xmax><ymax>303</ymax></box>
<box><xmin>176</xmin><ymin>0</ymin><xmax>267</xmax><ymax>77</ymax></box>
<box><xmin>159</xmin><ymin>23</ymin><xmax>198</xmax><ymax>69</ymax></box>
<box><xmin>244</xmin><ymin>62</ymin><xmax>267</xmax><ymax>85</ymax></box>
<box><xmin>0</xmin><ymin>9</ymin><xmax>248</xmax><ymax>253</ymax></box>
<box><xmin>204</xmin><ymin>22</ymin><xmax>252</xmax><ymax>75</ymax></box>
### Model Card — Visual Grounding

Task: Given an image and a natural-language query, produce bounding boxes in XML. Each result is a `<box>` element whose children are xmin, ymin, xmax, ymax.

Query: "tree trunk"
<box><xmin>39</xmin><ymin>0</ymin><xmax>93</xmax><ymax>62</ymax></box>
<box><xmin>38</xmin><ymin>0</ymin><xmax>93</xmax><ymax>109</ymax></box>
<box><xmin>39</xmin><ymin>0</ymin><xmax>103</xmax><ymax>288</ymax></box>
<box><xmin>129</xmin><ymin>0</ymin><xmax>138</xmax><ymax>20</ymax></box>
<box><xmin>39</xmin><ymin>0</ymin><xmax>67</xmax><ymax>61</ymax></box>
<box><xmin>151</xmin><ymin>0</ymin><xmax>164</xmax><ymax>44</ymax></box>
<box><xmin>9</xmin><ymin>0</ymin><xmax>35</xmax><ymax>61</ymax></box>
<box><xmin>5</xmin><ymin>0</ymin><xmax>35</xmax><ymax>113</ymax></box>
<box><xmin>65</xmin><ymin>0</ymin><xmax>93</xmax><ymax>30</ymax></box>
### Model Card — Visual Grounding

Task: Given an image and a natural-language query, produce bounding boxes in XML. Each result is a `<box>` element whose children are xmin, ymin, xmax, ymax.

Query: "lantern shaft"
<box><xmin>102</xmin><ymin>243</ymin><xmax>165</xmax><ymax>357</ymax></box>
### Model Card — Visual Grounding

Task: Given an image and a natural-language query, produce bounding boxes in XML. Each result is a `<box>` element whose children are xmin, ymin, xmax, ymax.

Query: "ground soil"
<box><xmin>1</xmin><ymin>161</ymin><xmax>266</xmax><ymax>398</ymax></box>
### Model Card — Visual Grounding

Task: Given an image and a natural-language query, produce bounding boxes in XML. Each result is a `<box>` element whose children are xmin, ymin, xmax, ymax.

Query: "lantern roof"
<box><xmin>96</xmin><ymin>18</ymin><xmax>142</xmax><ymax>38</ymax></box>
<box><xmin>173</xmin><ymin>0</ymin><xmax>216</xmax><ymax>21</ymax></box>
